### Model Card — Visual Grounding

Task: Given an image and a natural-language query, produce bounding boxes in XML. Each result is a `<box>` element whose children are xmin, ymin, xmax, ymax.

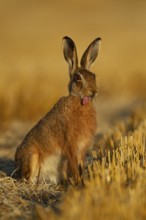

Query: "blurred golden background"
<box><xmin>0</xmin><ymin>0</ymin><xmax>146</xmax><ymax>123</ymax></box>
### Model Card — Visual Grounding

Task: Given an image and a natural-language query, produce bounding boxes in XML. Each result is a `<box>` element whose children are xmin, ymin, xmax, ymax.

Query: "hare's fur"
<box><xmin>15</xmin><ymin>36</ymin><xmax>101</xmax><ymax>184</ymax></box>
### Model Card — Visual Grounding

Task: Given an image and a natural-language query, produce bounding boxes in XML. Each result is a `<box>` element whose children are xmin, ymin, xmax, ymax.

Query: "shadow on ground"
<box><xmin>0</xmin><ymin>157</ymin><xmax>15</xmax><ymax>176</ymax></box>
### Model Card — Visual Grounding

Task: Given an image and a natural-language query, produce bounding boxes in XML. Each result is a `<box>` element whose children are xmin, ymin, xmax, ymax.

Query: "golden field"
<box><xmin>0</xmin><ymin>0</ymin><xmax>146</xmax><ymax>219</ymax></box>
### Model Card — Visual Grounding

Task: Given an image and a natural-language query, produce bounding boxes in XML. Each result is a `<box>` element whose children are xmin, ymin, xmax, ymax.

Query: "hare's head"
<box><xmin>63</xmin><ymin>36</ymin><xmax>101</xmax><ymax>105</ymax></box>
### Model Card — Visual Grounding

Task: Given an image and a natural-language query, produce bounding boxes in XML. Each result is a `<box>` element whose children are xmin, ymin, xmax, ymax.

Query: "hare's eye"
<box><xmin>74</xmin><ymin>74</ymin><xmax>81</xmax><ymax>81</ymax></box>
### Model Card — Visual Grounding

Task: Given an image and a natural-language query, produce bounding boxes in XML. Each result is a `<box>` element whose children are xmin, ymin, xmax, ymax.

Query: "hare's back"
<box><xmin>19</xmin><ymin>95</ymin><xmax>96</xmax><ymax>151</ymax></box>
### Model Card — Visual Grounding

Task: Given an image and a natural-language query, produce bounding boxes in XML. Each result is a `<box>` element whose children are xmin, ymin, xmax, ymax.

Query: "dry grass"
<box><xmin>0</xmin><ymin>0</ymin><xmax>146</xmax><ymax>219</ymax></box>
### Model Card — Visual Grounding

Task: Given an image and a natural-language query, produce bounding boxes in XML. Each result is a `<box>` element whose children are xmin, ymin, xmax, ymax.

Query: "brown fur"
<box><xmin>15</xmin><ymin>36</ymin><xmax>101</xmax><ymax>184</ymax></box>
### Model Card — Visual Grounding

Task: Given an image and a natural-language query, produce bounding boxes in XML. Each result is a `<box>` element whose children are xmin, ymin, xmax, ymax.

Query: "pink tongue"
<box><xmin>82</xmin><ymin>96</ymin><xmax>91</xmax><ymax>105</ymax></box>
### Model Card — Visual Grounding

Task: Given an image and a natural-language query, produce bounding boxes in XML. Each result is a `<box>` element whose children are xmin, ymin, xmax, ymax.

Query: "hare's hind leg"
<box><xmin>21</xmin><ymin>153</ymin><xmax>40</xmax><ymax>183</ymax></box>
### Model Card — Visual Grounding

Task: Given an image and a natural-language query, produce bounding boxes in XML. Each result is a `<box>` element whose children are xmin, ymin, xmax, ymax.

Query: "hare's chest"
<box><xmin>78</xmin><ymin>111</ymin><xmax>97</xmax><ymax>135</ymax></box>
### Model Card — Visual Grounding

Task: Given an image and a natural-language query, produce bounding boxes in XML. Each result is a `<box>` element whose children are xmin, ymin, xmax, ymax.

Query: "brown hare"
<box><xmin>14</xmin><ymin>36</ymin><xmax>101</xmax><ymax>184</ymax></box>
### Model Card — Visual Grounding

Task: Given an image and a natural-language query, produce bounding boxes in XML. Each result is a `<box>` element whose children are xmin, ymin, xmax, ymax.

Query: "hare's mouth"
<box><xmin>82</xmin><ymin>96</ymin><xmax>91</xmax><ymax>105</ymax></box>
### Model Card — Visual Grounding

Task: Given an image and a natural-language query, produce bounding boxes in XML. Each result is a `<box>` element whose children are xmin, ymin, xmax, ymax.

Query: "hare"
<box><xmin>14</xmin><ymin>36</ymin><xmax>101</xmax><ymax>184</ymax></box>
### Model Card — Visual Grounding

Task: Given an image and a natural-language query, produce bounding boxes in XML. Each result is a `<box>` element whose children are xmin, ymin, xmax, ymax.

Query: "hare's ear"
<box><xmin>80</xmin><ymin>37</ymin><xmax>101</xmax><ymax>70</ymax></box>
<box><xmin>62</xmin><ymin>36</ymin><xmax>78</xmax><ymax>76</ymax></box>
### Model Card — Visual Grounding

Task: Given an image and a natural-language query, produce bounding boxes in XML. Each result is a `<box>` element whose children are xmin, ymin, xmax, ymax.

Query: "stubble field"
<box><xmin>0</xmin><ymin>0</ymin><xmax>146</xmax><ymax>219</ymax></box>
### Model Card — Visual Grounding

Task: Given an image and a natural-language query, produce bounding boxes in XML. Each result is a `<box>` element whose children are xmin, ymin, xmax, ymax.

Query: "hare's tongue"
<box><xmin>82</xmin><ymin>96</ymin><xmax>91</xmax><ymax>105</ymax></box>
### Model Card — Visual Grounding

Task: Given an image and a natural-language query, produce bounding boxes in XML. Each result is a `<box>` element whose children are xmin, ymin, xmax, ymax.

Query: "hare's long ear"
<box><xmin>62</xmin><ymin>36</ymin><xmax>78</xmax><ymax>76</ymax></box>
<box><xmin>80</xmin><ymin>37</ymin><xmax>101</xmax><ymax>70</ymax></box>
